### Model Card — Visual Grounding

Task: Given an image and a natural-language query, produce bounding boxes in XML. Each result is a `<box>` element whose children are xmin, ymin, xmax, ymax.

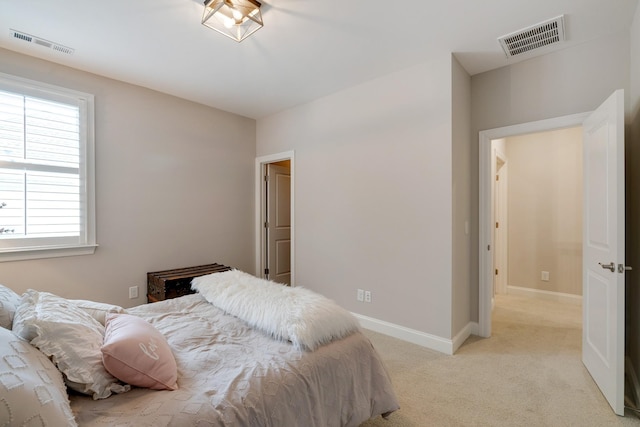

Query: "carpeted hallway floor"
<box><xmin>360</xmin><ymin>294</ymin><xmax>640</xmax><ymax>426</ymax></box>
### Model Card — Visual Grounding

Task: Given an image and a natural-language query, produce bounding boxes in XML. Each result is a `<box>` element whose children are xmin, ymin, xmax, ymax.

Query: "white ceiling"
<box><xmin>0</xmin><ymin>0</ymin><xmax>638</xmax><ymax>119</ymax></box>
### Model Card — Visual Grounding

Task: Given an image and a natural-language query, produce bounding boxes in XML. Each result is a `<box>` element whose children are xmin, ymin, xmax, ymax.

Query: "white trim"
<box><xmin>452</xmin><ymin>321</ymin><xmax>478</xmax><ymax>353</ymax></box>
<box><xmin>493</xmin><ymin>151</ymin><xmax>508</xmax><ymax>295</ymax></box>
<box><xmin>0</xmin><ymin>72</ymin><xmax>96</xmax><ymax>260</ymax></box>
<box><xmin>507</xmin><ymin>285</ymin><xmax>582</xmax><ymax>305</ymax></box>
<box><xmin>0</xmin><ymin>244</ymin><xmax>97</xmax><ymax>262</ymax></box>
<box><xmin>478</xmin><ymin>112</ymin><xmax>590</xmax><ymax>338</ymax></box>
<box><xmin>255</xmin><ymin>151</ymin><xmax>295</xmax><ymax>286</ymax></box>
<box><xmin>352</xmin><ymin>313</ymin><xmax>477</xmax><ymax>355</ymax></box>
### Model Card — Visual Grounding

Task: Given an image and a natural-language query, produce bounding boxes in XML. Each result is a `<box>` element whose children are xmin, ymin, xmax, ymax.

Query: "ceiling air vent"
<box><xmin>498</xmin><ymin>15</ymin><xmax>565</xmax><ymax>58</ymax></box>
<box><xmin>9</xmin><ymin>29</ymin><xmax>75</xmax><ymax>55</ymax></box>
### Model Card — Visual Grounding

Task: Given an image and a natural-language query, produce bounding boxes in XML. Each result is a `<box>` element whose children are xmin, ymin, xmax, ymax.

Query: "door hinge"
<box><xmin>496</xmin><ymin>222</ymin><xmax>499</xmax><ymax>228</ymax></box>
<box><xmin>264</xmin><ymin>268</ymin><xmax>269</xmax><ymax>275</ymax></box>
<box><xmin>496</xmin><ymin>175</ymin><xmax>499</xmax><ymax>181</ymax></box>
<box><xmin>264</xmin><ymin>175</ymin><xmax>270</xmax><ymax>182</ymax></box>
<box><xmin>495</xmin><ymin>269</ymin><xmax>498</xmax><ymax>275</ymax></box>
<box><xmin>264</xmin><ymin>221</ymin><xmax>269</xmax><ymax>228</ymax></box>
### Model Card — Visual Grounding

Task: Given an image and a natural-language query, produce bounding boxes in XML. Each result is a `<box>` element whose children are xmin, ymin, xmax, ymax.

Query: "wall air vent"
<box><xmin>9</xmin><ymin>29</ymin><xmax>75</xmax><ymax>55</ymax></box>
<box><xmin>498</xmin><ymin>15</ymin><xmax>565</xmax><ymax>58</ymax></box>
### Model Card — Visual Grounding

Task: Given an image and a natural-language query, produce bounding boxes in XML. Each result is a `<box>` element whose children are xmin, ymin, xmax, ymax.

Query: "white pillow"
<box><xmin>192</xmin><ymin>270</ymin><xmax>361</xmax><ymax>351</ymax></box>
<box><xmin>0</xmin><ymin>284</ymin><xmax>21</xmax><ymax>329</ymax></box>
<box><xmin>70</xmin><ymin>299</ymin><xmax>126</xmax><ymax>325</ymax></box>
<box><xmin>0</xmin><ymin>327</ymin><xmax>78</xmax><ymax>426</ymax></box>
<box><xmin>12</xmin><ymin>291</ymin><xmax>40</xmax><ymax>342</ymax></box>
<box><xmin>12</xmin><ymin>290</ymin><xmax>130</xmax><ymax>399</ymax></box>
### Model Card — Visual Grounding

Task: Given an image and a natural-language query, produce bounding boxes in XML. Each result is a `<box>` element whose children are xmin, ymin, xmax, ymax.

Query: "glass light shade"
<box><xmin>202</xmin><ymin>0</ymin><xmax>263</xmax><ymax>42</ymax></box>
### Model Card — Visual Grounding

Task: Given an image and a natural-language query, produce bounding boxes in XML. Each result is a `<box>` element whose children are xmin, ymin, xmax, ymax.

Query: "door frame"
<box><xmin>255</xmin><ymin>151</ymin><xmax>295</xmax><ymax>286</ymax></box>
<box><xmin>493</xmin><ymin>150</ymin><xmax>508</xmax><ymax>296</ymax></box>
<box><xmin>478</xmin><ymin>112</ymin><xmax>589</xmax><ymax>337</ymax></box>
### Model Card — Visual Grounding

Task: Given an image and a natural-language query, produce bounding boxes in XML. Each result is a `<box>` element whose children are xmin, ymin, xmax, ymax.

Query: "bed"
<box><xmin>0</xmin><ymin>270</ymin><xmax>399</xmax><ymax>426</ymax></box>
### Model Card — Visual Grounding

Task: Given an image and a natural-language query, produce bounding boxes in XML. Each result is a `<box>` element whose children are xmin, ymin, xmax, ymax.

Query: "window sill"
<box><xmin>0</xmin><ymin>244</ymin><xmax>98</xmax><ymax>262</ymax></box>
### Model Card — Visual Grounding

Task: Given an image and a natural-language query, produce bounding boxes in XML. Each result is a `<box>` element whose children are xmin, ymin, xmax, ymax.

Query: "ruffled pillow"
<box><xmin>0</xmin><ymin>284</ymin><xmax>21</xmax><ymax>329</ymax></box>
<box><xmin>0</xmin><ymin>327</ymin><xmax>78</xmax><ymax>426</ymax></box>
<box><xmin>70</xmin><ymin>299</ymin><xmax>126</xmax><ymax>325</ymax></box>
<box><xmin>102</xmin><ymin>313</ymin><xmax>178</xmax><ymax>390</ymax></box>
<box><xmin>12</xmin><ymin>290</ymin><xmax>130</xmax><ymax>399</ymax></box>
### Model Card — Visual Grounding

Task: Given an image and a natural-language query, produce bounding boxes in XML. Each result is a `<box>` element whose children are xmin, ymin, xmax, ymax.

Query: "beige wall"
<box><xmin>451</xmin><ymin>56</ymin><xmax>472</xmax><ymax>335</ymax></box>
<box><xmin>470</xmin><ymin>31</ymin><xmax>631</xmax><ymax>321</ymax></box>
<box><xmin>0</xmin><ymin>48</ymin><xmax>256</xmax><ymax>307</ymax></box>
<box><xmin>505</xmin><ymin>127</ymin><xmax>583</xmax><ymax>296</ymax></box>
<box><xmin>257</xmin><ymin>56</ymin><xmax>456</xmax><ymax>339</ymax></box>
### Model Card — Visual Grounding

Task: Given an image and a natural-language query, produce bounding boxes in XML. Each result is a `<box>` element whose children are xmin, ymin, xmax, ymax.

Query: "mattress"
<box><xmin>69</xmin><ymin>294</ymin><xmax>399</xmax><ymax>426</ymax></box>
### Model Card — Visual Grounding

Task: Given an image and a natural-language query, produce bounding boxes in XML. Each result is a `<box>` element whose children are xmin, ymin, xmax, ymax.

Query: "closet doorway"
<box><xmin>255</xmin><ymin>151</ymin><xmax>295</xmax><ymax>286</ymax></box>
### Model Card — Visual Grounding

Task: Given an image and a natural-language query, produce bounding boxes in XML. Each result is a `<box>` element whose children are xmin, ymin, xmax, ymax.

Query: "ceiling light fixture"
<box><xmin>202</xmin><ymin>0</ymin><xmax>263</xmax><ymax>43</ymax></box>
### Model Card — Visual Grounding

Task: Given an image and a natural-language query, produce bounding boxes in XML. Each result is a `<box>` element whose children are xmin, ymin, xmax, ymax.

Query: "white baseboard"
<box><xmin>352</xmin><ymin>313</ymin><xmax>478</xmax><ymax>356</ymax></box>
<box><xmin>452</xmin><ymin>321</ymin><xmax>478</xmax><ymax>353</ymax></box>
<box><xmin>507</xmin><ymin>285</ymin><xmax>582</xmax><ymax>305</ymax></box>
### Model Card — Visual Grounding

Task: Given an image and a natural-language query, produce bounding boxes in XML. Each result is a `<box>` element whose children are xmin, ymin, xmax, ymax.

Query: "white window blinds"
<box><xmin>0</xmin><ymin>73</ymin><xmax>96</xmax><ymax>261</ymax></box>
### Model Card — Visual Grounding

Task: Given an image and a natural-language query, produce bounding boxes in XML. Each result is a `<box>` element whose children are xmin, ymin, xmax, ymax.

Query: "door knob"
<box><xmin>599</xmin><ymin>262</ymin><xmax>616</xmax><ymax>272</ymax></box>
<box><xmin>618</xmin><ymin>264</ymin><xmax>633</xmax><ymax>273</ymax></box>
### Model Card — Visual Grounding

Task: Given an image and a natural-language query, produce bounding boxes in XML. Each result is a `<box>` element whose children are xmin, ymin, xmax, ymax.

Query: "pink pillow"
<box><xmin>101</xmin><ymin>313</ymin><xmax>178</xmax><ymax>390</ymax></box>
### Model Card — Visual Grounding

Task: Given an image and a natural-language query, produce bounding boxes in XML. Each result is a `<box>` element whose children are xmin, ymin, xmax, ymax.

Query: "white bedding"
<box><xmin>69</xmin><ymin>294</ymin><xmax>399</xmax><ymax>426</ymax></box>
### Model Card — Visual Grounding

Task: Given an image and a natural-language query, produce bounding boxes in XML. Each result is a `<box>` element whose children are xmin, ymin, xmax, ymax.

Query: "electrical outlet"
<box><xmin>364</xmin><ymin>291</ymin><xmax>372</xmax><ymax>303</ymax></box>
<box><xmin>129</xmin><ymin>286</ymin><xmax>139</xmax><ymax>299</ymax></box>
<box><xmin>541</xmin><ymin>271</ymin><xmax>550</xmax><ymax>282</ymax></box>
<box><xmin>357</xmin><ymin>289</ymin><xmax>364</xmax><ymax>302</ymax></box>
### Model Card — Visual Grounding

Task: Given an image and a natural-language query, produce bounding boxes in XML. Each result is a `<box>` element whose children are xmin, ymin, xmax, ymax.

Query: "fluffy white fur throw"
<box><xmin>191</xmin><ymin>270</ymin><xmax>360</xmax><ymax>351</ymax></box>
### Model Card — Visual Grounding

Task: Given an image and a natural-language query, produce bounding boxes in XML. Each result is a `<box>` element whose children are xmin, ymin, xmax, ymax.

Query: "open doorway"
<box><xmin>480</xmin><ymin>91</ymin><xmax>627</xmax><ymax>415</ymax></box>
<box><xmin>479</xmin><ymin>112</ymin><xmax>590</xmax><ymax>337</ymax></box>
<box><xmin>255</xmin><ymin>151</ymin><xmax>295</xmax><ymax>286</ymax></box>
<box><xmin>488</xmin><ymin>128</ymin><xmax>584</xmax><ymax>367</ymax></box>
<box><xmin>492</xmin><ymin>127</ymin><xmax>583</xmax><ymax>306</ymax></box>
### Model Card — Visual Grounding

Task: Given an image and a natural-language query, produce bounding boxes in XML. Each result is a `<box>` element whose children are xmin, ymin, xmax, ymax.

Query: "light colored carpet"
<box><xmin>360</xmin><ymin>294</ymin><xmax>640</xmax><ymax>427</ymax></box>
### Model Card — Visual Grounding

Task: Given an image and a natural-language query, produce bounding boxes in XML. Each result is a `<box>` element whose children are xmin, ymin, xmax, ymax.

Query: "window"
<box><xmin>0</xmin><ymin>73</ymin><xmax>96</xmax><ymax>261</ymax></box>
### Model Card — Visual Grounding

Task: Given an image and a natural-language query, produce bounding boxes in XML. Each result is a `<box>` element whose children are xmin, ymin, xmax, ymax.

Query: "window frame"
<box><xmin>0</xmin><ymin>72</ymin><xmax>96</xmax><ymax>262</ymax></box>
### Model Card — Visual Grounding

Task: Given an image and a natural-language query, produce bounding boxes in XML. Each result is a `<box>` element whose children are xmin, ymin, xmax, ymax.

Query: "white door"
<box><xmin>266</xmin><ymin>163</ymin><xmax>291</xmax><ymax>285</ymax></box>
<box><xmin>582</xmin><ymin>89</ymin><xmax>625</xmax><ymax>415</ymax></box>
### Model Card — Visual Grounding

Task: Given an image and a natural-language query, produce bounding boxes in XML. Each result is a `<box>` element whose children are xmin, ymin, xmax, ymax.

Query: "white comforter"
<box><xmin>69</xmin><ymin>294</ymin><xmax>399</xmax><ymax>426</ymax></box>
